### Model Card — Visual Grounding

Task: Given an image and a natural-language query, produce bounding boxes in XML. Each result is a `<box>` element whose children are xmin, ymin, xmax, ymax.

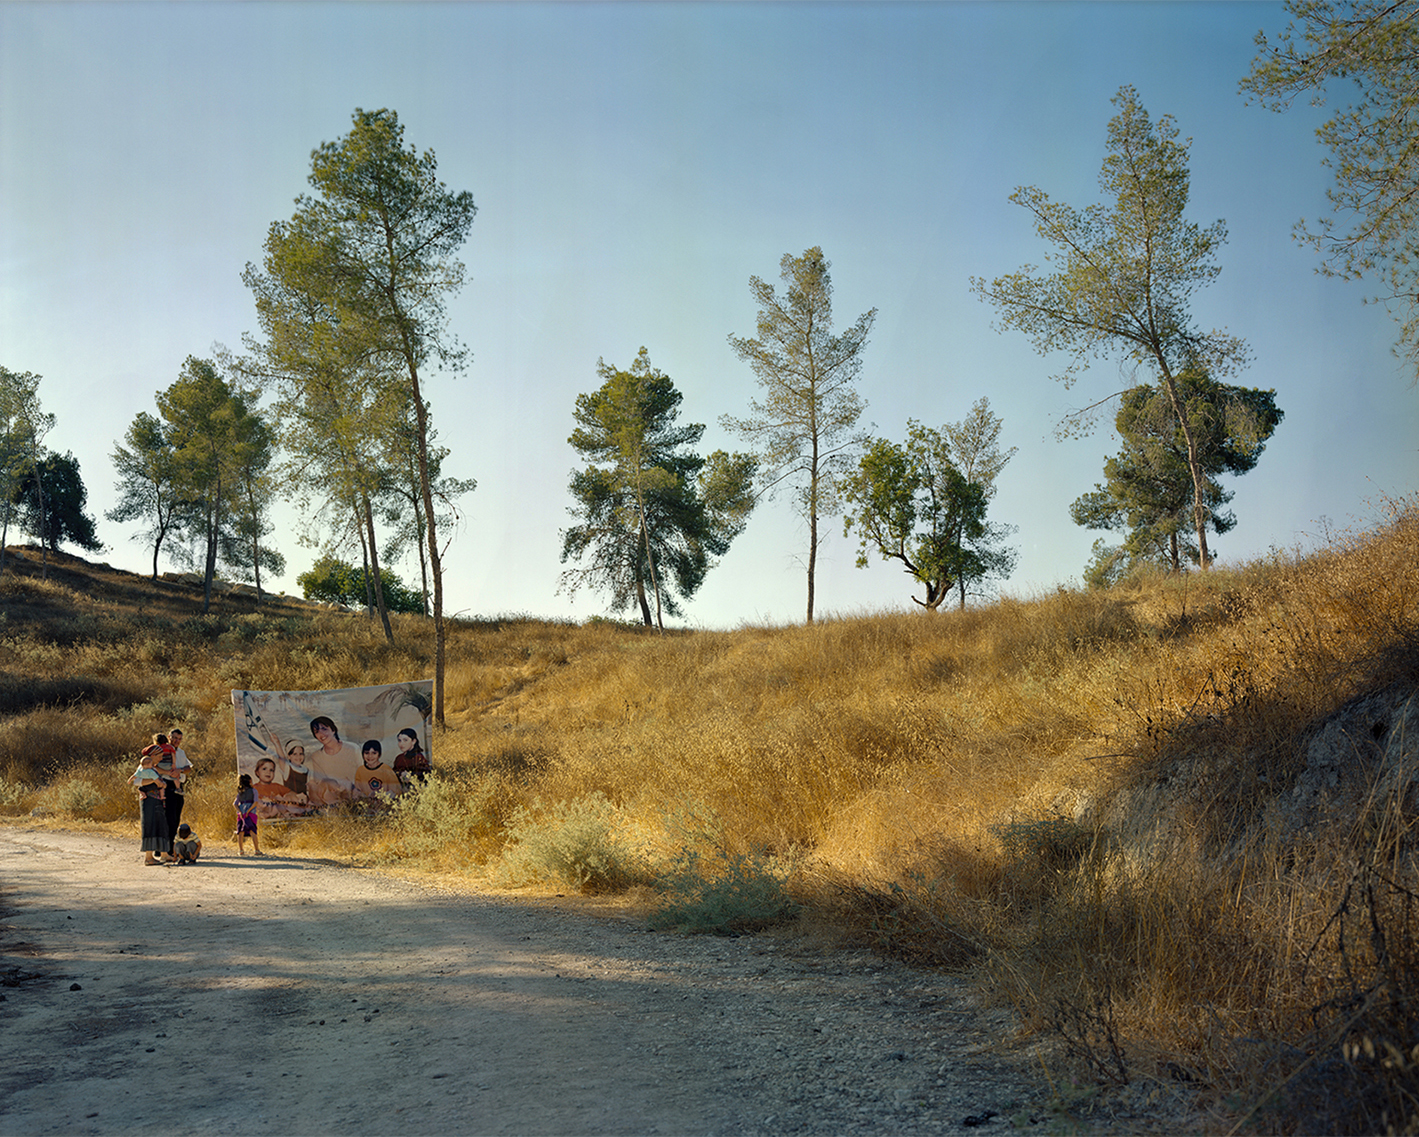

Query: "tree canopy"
<box><xmin>156</xmin><ymin>356</ymin><xmax>279</xmax><ymax>611</ymax></box>
<box><xmin>1072</xmin><ymin>372</ymin><xmax>1284</xmax><ymax>585</ymax></box>
<box><xmin>11</xmin><ymin>452</ymin><xmax>102</xmax><ymax>555</ymax></box>
<box><xmin>298</xmin><ymin>554</ymin><xmax>425</xmax><ymax>614</ymax></box>
<box><xmin>973</xmin><ymin>85</ymin><xmax>1250</xmax><ymax>570</ymax></box>
<box><xmin>561</xmin><ymin>348</ymin><xmax>756</xmax><ymax>627</ymax></box>
<box><xmin>1243</xmin><ymin>0</ymin><xmax>1419</xmax><ymax>379</ymax></box>
<box><xmin>0</xmin><ymin>367</ymin><xmax>54</xmax><ymax>576</ymax></box>
<box><xmin>724</xmin><ymin>247</ymin><xmax>875</xmax><ymax>622</ymax></box>
<box><xmin>108</xmin><ymin>411</ymin><xmax>183</xmax><ymax>581</ymax></box>
<box><xmin>249</xmin><ymin>107</ymin><xmax>475</xmax><ymax>723</ymax></box>
<box><xmin>938</xmin><ymin>398</ymin><xmax>1019</xmax><ymax>607</ymax></box>
<box><xmin>843</xmin><ymin>421</ymin><xmax>992</xmax><ymax>611</ymax></box>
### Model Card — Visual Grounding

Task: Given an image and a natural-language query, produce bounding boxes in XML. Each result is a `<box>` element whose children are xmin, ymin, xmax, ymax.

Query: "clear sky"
<box><xmin>3</xmin><ymin>1</ymin><xmax>1416</xmax><ymax>627</ymax></box>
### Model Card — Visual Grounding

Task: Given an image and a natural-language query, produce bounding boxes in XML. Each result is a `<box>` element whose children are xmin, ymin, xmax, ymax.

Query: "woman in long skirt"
<box><xmin>130</xmin><ymin>744</ymin><xmax>171</xmax><ymax>865</ymax></box>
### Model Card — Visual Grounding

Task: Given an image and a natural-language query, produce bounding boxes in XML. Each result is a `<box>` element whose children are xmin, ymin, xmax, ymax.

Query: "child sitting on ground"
<box><xmin>173</xmin><ymin>822</ymin><xmax>202</xmax><ymax>864</ymax></box>
<box><xmin>233</xmin><ymin>773</ymin><xmax>262</xmax><ymax>856</ymax></box>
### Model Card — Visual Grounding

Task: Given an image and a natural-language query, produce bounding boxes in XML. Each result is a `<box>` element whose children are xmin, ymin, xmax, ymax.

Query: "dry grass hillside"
<box><xmin>2</xmin><ymin>497</ymin><xmax>1417</xmax><ymax>1134</ymax></box>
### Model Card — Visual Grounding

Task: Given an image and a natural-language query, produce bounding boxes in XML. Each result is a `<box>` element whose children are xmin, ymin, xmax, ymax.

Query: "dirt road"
<box><xmin>0</xmin><ymin>824</ymin><xmax>1044</xmax><ymax>1136</ymax></box>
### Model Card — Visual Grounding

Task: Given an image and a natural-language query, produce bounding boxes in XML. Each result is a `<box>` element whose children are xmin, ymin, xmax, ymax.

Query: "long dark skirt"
<box><xmin>140</xmin><ymin>794</ymin><xmax>170</xmax><ymax>853</ymax></box>
<box><xmin>164</xmin><ymin>787</ymin><xmax>184</xmax><ymax>839</ymax></box>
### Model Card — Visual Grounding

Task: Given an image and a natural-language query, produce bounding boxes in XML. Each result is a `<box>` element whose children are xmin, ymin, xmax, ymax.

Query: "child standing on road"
<box><xmin>234</xmin><ymin>773</ymin><xmax>261</xmax><ymax>856</ymax></box>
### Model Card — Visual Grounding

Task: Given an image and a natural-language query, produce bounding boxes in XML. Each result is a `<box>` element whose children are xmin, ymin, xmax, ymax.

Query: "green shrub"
<box><xmin>384</xmin><ymin>772</ymin><xmax>512</xmax><ymax>863</ymax></box>
<box><xmin>117</xmin><ymin>696</ymin><xmax>190</xmax><ymax>724</ymax></box>
<box><xmin>495</xmin><ymin>792</ymin><xmax>645</xmax><ymax>893</ymax></box>
<box><xmin>45</xmin><ymin>777</ymin><xmax>106</xmax><ymax>818</ymax></box>
<box><xmin>991</xmin><ymin>812</ymin><xmax>1096</xmax><ymax>870</ymax></box>
<box><xmin>0</xmin><ymin>775</ymin><xmax>31</xmax><ymax>813</ymax></box>
<box><xmin>648</xmin><ymin>806</ymin><xmax>800</xmax><ymax>934</ymax></box>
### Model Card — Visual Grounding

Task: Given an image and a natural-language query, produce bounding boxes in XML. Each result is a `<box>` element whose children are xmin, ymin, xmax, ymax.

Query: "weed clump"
<box><xmin>0</xmin><ymin>774</ymin><xmax>31</xmax><ymax>813</ymax></box>
<box><xmin>43</xmin><ymin>777</ymin><xmax>107</xmax><ymax>819</ymax></box>
<box><xmin>991</xmin><ymin>812</ymin><xmax>1095</xmax><ymax>871</ymax></box>
<box><xmin>383</xmin><ymin>771</ymin><xmax>514</xmax><ymax>866</ymax></box>
<box><xmin>648</xmin><ymin>807</ymin><xmax>800</xmax><ymax>935</ymax></box>
<box><xmin>495</xmin><ymin>792</ymin><xmax>646</xmax><ymax>893</ymax></box>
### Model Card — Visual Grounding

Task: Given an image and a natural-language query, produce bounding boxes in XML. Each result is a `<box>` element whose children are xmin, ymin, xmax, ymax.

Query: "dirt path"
<box><xmin>0</xmin><ymin>824</ymin><xmax>1046</xmax><ymax>1136</ymax></box>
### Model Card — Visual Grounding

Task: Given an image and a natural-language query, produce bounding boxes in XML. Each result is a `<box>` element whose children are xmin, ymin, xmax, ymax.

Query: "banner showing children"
<box><xmin>231</xmin><ymin>682</ymin><xmax>432</xmax><ymax>815</ymax></box>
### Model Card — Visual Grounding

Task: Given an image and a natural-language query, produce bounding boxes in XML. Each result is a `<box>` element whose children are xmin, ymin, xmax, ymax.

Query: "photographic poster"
<box><xmin>231</xmin><ymin>682</ymin><xmax>433</xmax><ymax>816</ymax></box>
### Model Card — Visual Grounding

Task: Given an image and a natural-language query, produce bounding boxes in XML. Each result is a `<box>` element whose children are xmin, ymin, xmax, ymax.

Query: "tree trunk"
<box><xmin>246</xmin><ymin>481</ymin><xmax>263</xmax><ymax>604</ymax></box>
<box><xmin>921</xmin><ymin>574</ymin><xmax>950</xmax><ymax>612</ymax></box>
<box><xmin>806</xmin><ymin>438</ymin><xmax>820</xmax><ymax>625</ymax></box>
<box><xmin>402</xmin><ymin>341</ymin><xmax>445</xmax><ymax>728</ymax></box>
<box><xmin>635</xmin><ymin>483</ymin><xmax>664</xmax><ymax>632</ymax></box>
<box><xmin>409</xmin><ymin>453</ymin><xmax>431</xmax><ymax>615</ymax></box>
<box><xmin>363</xmin><ymin>493</ymin><xmax>395</xmax><ymax>645</ymax></box>
<box><xmin>1158</xmin><ymin>366</ymin><xmax>1212</xmax><ymax>570</ymax></box>
<box><xmin>356</xmin><ymin>507</ymin><xmax>373</xmax><ymax>614</ymax></box>
<box><xmin>32</xmin><ymin>447</ymin><xmax>47</xmax><ymax>580</ymax></box>
<box><xmin>149</xmin><ymin>492</ymin><xmax>170</xmax><ymax>582</ymax></box>
<box><xmin>199</xmin><ymin>474</ymin><xmax>222</xmax><ymax>614</ymax></box>
<box><xmin>384</xmin><ymin>217</ymin><xmax>445</xmax><ymax>723</ymax></box>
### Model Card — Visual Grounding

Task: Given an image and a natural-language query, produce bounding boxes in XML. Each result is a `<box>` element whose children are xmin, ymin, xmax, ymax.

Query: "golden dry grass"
<box><xmin>1</xmin><ymin>497</ymin><xmax>1417</xmax><ymax>1130</ymax></box>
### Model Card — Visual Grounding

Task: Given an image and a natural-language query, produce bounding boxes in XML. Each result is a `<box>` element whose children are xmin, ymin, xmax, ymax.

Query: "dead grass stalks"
<box><xmin>3</xmin><ymin>496</ymin><xmax>1417</xmax><ymax>1131</ymax></box>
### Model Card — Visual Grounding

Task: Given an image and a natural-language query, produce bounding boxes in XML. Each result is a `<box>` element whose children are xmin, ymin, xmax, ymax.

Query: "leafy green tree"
<box><xmin>157</xmin><ymin>356</ymin><xmax>278</xmax><ymax>612</ymax></box>
<box><xmin>561</xmin><ymin>348</ymin><xmax>757</xmax><ymax>627</ymax></box>
<box><xmin>1242</xmin><ymin>1</ymin><xmax>1419</xmax><ymax>378</ymax></box>
<box><xmin>376</xmin><ymin>408</ymin><xmax>476</xmax><ymax>617</ymax></box>
<box><xmin>973</xmin><ymin>86</ymin><xmax>1251</xmax><ymax>571</ymax></box>
<box><xmin>724</xmin><ymin>247</ymin><xmax>876</xmax><ymax>623</ymax></box>
<box><xmin>221</xmin><ymin>404</ymin><xmax>286</xmax><ymax>600</ymax></box>
<box><xmin>108</xmin><ymin>411</ymin><xmax>183</xmax><ymax>580</ymax></box>
<box><xmin>298</xmin><ymin>554</ymin><xmax>425</xmax><ymax>614</ymax></box>
<box><xmin>0</xmin><ymin>367</ymin><xmax>53</xmax><ymax>576</ymax></box>
<box><xmin>12</xmin><ymin>452</ymin><xmax>101</xmax><ymax>554</ymax></box>
<box><xmin>939</xmin><ymin>398</ymin><xmax>1019</xmax><ymax>608</ymax></box>
<box><xmin>232</xmin><ymin>281</ymin><xmax>406</xmax><ymax>642</ymax></box>
<box><xmin>842</xmin><ymin>421</ymin><xmax>991</xmax><ymax>611</ymax></box>
<box><xmin>251</xmin><ymin>108</ymin><xmax>476</xmax><ymax>725</ymax></box>
<box><xmin>1071</xmin><ymin>371</ymin><xmax>1284</xmax><ymax>584</ymax></box>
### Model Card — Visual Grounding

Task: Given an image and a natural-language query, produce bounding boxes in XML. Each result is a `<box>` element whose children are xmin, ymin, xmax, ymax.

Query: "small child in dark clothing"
<box><xmin>234</xmin><ymin>773</ymin><xmax>261</xmax><ymax>856</ymax></box>
<box><xmin>173</xmin><ymin>822</ymin><xmax>202</xmax><ymax>863</ymax></box>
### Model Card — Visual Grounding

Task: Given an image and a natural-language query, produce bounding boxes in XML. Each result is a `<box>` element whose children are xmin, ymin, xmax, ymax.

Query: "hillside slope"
<box><xmin>1</xmin><ymin>499</ymin><xmax>1417</xmax><ymax>1133</ymax></box>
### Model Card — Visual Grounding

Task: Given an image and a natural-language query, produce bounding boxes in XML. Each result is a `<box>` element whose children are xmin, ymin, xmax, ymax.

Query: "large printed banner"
<box><xmin>231</xmin><ymin>682</ymin><xmax>433</xmax><ymax>815</ymax></box>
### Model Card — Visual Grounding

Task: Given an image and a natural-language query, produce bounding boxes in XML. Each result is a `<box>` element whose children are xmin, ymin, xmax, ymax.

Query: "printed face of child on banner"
<box><xmin>231</xmin><ymin>682</ymin><xmax>432</xmax><ymax>816</ymax></box>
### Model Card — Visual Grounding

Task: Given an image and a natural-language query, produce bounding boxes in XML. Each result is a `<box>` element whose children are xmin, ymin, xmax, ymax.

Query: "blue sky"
<box><xmin>2</xmin><ymin>1</ymin><xmax>1416</xmax><ymax>627</ymax></box>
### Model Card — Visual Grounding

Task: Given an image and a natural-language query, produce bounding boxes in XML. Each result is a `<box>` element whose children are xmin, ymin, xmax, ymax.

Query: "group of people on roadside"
<box><xmin>129</xmin><ymin>716</ymin><xmax>433</xmax><ymax>864</ymax></box>
<box><xmin>127</xmin><ymin>729</ymin><xmax>200</xmax><ymax>866</ymax></box>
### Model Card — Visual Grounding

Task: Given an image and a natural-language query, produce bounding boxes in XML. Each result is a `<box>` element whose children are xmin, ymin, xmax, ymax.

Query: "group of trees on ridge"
<box><xmin>8</xmin><ymin>1</ymin><xmax>1417</xmax><ymax>652</ymax></box>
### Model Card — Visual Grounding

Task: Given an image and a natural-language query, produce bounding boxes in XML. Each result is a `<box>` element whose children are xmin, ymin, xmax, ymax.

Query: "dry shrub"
<box><xmin>799</xmin><ymin>855</ymin><xmax>991</xmax><ymax>969</ymax></box>
<box><xmin>0</xmin><ymin>773</ymin><xmax>32</xmax><ymax>814</ymax></box>
<box><xmin>0</xmin><ymin>671</ymin><xmax>152</xmax><ymax>716</ymax></box>
<box><xmin>0</xmin><ymin>707</ymin><xmax>151</xmax><ymax>784</ymax></box>
<box><xmin>494</xmin><ymin>792</ymin><xmax>648</xmax><ymax>893</ymax></box>
<box><xmin>173</xmin><ymin>783</ymin><xmax>236</xmax><ymax>847</ymax></box>
<box><xmin>383</xmin><ymin>770</ymin><xmax>518</xmax><ymax>867</ymax></box>
<box><xmin>43</xmin><ymin>775</ymin><xmax>109</xmax><ymax>820</ymax></box>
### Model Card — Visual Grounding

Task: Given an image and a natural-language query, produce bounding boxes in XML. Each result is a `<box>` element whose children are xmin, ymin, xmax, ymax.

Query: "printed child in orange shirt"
<box><xmin>252</xmin><ymin>755</ymin><xmax>309</xmax><ymax>817</ymax></box>
<box><xmin>353</xmin><ymin>740</ymin><xmax>402</xmax><ymax>799</ymax></box>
